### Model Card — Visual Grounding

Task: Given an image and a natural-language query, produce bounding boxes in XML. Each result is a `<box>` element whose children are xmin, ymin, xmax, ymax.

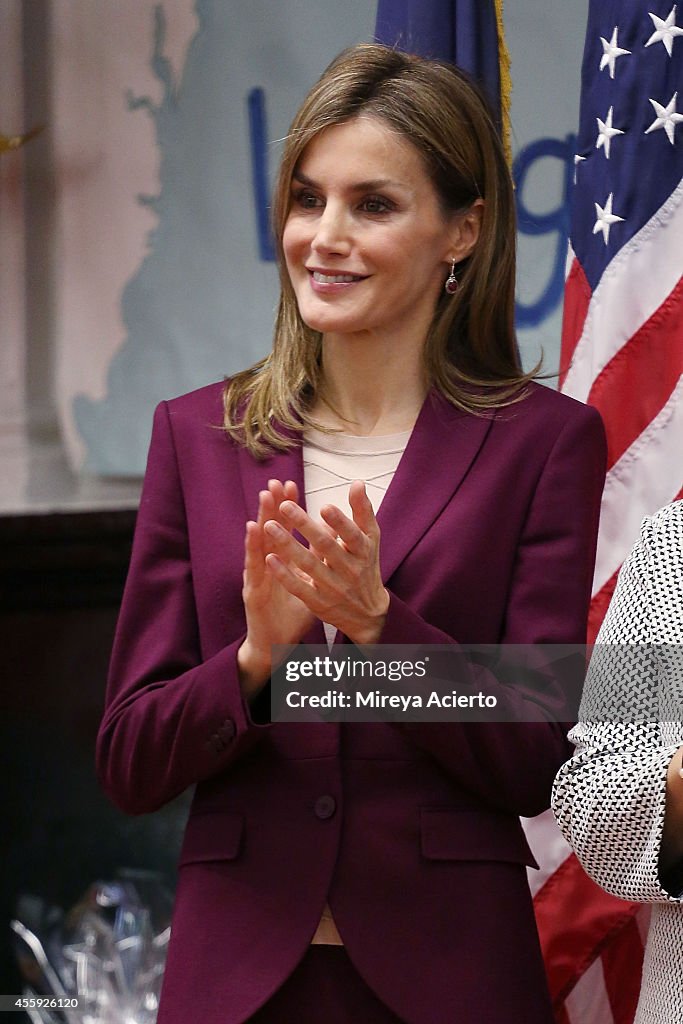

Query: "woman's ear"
<box><xmin>447</xmin><ymin>198</ymin><xmax>484</xmax><ymax>264</ymax></box>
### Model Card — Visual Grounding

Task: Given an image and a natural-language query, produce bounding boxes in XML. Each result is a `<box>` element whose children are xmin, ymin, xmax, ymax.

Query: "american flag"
<box><xmin>561</xmin><ymin>0</ymin><xmax>683</xmax><ymax>644</ymax></box>
<box><xmin>549</xmin><ymin>1</ymin><xmax>683</xmax><ymax>1021</ymax></box>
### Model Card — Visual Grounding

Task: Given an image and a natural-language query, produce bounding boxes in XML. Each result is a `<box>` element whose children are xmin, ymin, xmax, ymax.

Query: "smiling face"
<box><xmin>282</xmin><ymin>116</ymin><xmax>476</xmax><ymax>350</ymax></box>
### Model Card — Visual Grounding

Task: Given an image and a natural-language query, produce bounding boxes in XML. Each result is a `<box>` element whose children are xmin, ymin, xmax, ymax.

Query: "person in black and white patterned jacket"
<box><xmin>552</xmin><ymin>500</ymin><xmax>683</xmax><ymax>1024</ymax></box>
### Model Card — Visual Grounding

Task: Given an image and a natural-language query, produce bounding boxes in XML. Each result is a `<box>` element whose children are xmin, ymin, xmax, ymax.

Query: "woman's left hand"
<box><xmin>263</xmin><ymin>480</ymin><xmax>390</xmax><ymax>646</ymax></box>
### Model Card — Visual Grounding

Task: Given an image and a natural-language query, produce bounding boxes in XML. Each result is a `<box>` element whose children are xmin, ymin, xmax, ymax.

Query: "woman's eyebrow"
<box><xmin>291</xmin><ymin>169</ymin><xmax>407</xmax><ymax>192</ymax></box>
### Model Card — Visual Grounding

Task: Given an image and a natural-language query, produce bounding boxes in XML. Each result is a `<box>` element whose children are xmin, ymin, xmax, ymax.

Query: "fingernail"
<box><xmin>280</xmin><ymin>501</ymin><xmax>296</xmax><ymax>517</ymax></box>
<box><xmin>264</xmin><ymin>520</ymin><xmax>283</xmax><ymax>537</ymax></box>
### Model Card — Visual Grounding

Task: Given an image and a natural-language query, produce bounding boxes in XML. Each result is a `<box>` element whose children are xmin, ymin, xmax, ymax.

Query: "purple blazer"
<box><xmin>97</xmin><ymin>380</ymin><xmax>606</xmax><ymax>1024</ymax></box>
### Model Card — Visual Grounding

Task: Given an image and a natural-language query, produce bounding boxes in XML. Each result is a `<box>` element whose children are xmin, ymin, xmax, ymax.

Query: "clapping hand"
<box><xmin>237</xmin><ymin>479</ymin><xmax>389</xmax><ymax>699</ymax></box>
<box><xmin>263</xmin><ymin>479</ymin><xmax>389</xmax><ymax>647</ymax></box>
<box><xmin>237</xmin><ymin>479</ymin><xmax>317</xmax><ymax>698</ymax></box>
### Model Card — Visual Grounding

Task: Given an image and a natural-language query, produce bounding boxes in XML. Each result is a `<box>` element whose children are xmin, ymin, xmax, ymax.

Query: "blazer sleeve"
<box><xmin>381</xmin><ymin>404</ymin><xmax>607</xmax><ymax>818</ymax></box>
<box><xmin>96</xmin><ymin>401</ymin><xmax>267</xmax><ymax>815</ymax></box>
<box><xmin>552</xmin><ymin>507</ymin><xmax>683</xmax><ymax>903</ymax></box>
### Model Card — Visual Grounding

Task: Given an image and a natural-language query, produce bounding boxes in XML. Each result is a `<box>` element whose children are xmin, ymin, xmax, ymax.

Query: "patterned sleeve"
<box><xmin>552</xmin><ymin>503</ymin><xmax>683</xmax><ymax>903</ymax></box>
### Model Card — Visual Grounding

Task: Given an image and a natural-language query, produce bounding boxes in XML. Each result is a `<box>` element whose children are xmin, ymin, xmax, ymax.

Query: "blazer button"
<box><xmin>218</xmin><ymin>719</ymin><xmax>236</xmax><ymax>742</ymax></box>
<box><xmin>314</xmin><ymin>795</ymin><xmax>337</xmax><ymax>820</ymax></box>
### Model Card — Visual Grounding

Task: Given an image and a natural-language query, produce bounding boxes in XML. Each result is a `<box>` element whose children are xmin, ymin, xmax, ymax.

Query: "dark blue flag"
<box><xmin>374</xmin><ymin>0</ymin><xmax>504</xmax><ymax>132</ymax></box>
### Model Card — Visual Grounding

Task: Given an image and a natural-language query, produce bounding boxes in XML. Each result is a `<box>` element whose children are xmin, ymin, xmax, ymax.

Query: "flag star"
<box><xmin>645</xmin><ymin>92</ymin><xmax>683</xmax><ymax>144</ymax></box>
<box><xmin>593</xmin><ymin>193</ymin><xmax>624</xmax><ymax>244</ymax></box>
<box><xmin>599</xmin><ymin>27</ymin><xmax>631</xmax><ymax>78</ymax></box>
<box><xmin>645</xmin><ymin>6</ymin><xmax>683</xmax><ymax>56</ymax></box>
<box><xmin>574</xmin><ymin>153</ymin><xmax>586</xmax><ymax>183</ymax></box>
<box><xmin>596</xmin><ymin>107</ymin><xmax>625</xmax><ymax>158</ymax></box>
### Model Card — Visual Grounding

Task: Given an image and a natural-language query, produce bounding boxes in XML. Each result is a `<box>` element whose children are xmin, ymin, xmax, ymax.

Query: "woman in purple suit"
<box><xmin>97</xmin><ymin>44</ymin><xmax>606</xmax><ymax>1024</ymax></box>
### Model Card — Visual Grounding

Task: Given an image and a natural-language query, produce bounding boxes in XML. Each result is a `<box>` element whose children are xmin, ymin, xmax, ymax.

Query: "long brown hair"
<box><xmin>224</xmin><ymin>43</ymin><xmax>534</xmax><ymax>456</ymax></box>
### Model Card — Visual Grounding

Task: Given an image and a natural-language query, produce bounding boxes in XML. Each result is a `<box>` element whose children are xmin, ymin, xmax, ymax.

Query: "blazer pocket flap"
<box><xmin>179</xmin><ymin>811</ymin><xmax>244</xmax><ymax>866</ymax></box>
<box><xmin>420</xmin><ymin>808</ymin><xmax>538</xmax><ymax>867</ymax></box>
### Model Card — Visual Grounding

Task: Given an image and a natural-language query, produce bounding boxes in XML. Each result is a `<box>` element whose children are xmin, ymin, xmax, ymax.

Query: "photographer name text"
<box><xmin>284</xmin><ymin>689</ymin><xmax>497</xmax><ymax>710</ymax></box>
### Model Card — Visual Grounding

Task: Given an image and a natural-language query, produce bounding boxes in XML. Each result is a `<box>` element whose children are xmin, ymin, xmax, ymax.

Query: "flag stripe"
<box><xmin>565</xmin><ymin>956</ymin><xmax>615</xmax><ymax>1024</ymax></box>
<box><xmin>587</xmin><ymin>569</ymin><xmax>620</xmax><ymax>646</ymax></box>
<box><xmin>533</xmin><ymin>851</ymin><xmax>641</xmax><ymax>1004</ymax></box>
<box><xmin>562</xmin><ymin>178</ymin><xmax>683</xmax><ymax>403</ymax></box>
<box><xmin>635</xmin><ymin>906</ymin><xmax>652</xmax><ymax>947</ymax></box>
<box><xmin>524</xmin><ymin>809</ymin><xmax>573</xmax><ymax>897</ymax></box>
<box><xmin>587</xmin><ymin>276</ymin><xmax>683</xmax><ymax>470</ymax></box>
<box><xmin>593</xmin><ymin>377</ymin><xmax>683</xmax><ymax>594</ymax></box>
<box><xmin>560</xmin><ymin>255</ymin><xmax>592</xmax><ymax>387</ymax></box>
<box><xmin>589</xmin><ymin>482</ymin><xmax>683</xmax><ymax>641</ymax></box>
<box><xmin>601</xmin><ymin>918</ymin><xmax>644</xmax><ymax>1024</ymax></box>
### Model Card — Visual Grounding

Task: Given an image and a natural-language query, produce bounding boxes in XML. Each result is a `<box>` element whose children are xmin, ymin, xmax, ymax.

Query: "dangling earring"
<box><xmin>444</xmin><ymin>259</ymin><xmax>458</xmax><ymax>295</ymax></box>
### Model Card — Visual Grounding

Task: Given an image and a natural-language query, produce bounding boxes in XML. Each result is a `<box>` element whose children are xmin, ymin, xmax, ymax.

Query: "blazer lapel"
<box><xmin>236</xmin><ymin>426</ymin><xmax>307</xmax><ymax>522</ymax></box>
<box><xmin>376</xmin><ymin>389</ymin><xmax>495</xmax><ymax>583</ymax></box>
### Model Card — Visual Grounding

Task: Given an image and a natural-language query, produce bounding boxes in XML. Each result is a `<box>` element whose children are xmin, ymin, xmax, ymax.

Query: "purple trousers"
<box><xmin>247</xmin><ymin>946</ymin><xmax>406</xmax><ymax>1023</ymax></box>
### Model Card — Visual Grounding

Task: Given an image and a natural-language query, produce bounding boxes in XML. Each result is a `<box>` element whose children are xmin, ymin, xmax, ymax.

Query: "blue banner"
<box><xmin>374</xmin><ymin>0</ymin><xmax>502</xmax><ymax>129</ymax></box>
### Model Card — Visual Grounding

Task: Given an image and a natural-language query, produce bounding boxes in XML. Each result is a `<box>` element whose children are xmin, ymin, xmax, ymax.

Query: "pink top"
<box><xmin>302</xmin><ymin>426</ymin><xmax>411</xmax><ymax>944</ymax></box>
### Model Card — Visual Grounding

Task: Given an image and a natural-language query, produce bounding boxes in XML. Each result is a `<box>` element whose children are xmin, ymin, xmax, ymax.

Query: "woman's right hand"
<box><xmin>237</xmin><ymin>479</ymin><xmax>318</xmax><ymax>700</ymax></box>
